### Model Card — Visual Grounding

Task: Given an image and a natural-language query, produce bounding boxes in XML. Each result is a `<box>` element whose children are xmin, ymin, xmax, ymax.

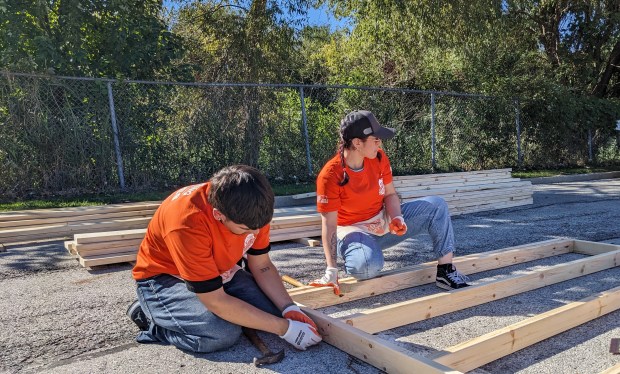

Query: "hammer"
<box><xmin>242</xmin><ymin>327</ymin><xmax>285</xmax><ymax>366</ymax></box>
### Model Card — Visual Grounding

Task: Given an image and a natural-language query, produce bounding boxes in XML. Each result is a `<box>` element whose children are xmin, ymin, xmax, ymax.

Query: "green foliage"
<box><xmin>0</xmin><ymin>0</ymin><xmax>184</xmax><ymax>79</ymax></box>
<box><xmin>1</xmin><ymin>0</ymin><xmax>620</xmax><ymax>199</ymax></box>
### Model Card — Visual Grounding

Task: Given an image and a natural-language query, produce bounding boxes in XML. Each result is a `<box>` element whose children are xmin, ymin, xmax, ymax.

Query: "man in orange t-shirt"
<box><xmin>311</xmin><ymin>110</ymin><xmax>471</xmax><ymax>295</ymax></box>
<box><xmin>127</xmin><ymin>165</ymin><xmax>321</xmax><ymax>353</ymax></box>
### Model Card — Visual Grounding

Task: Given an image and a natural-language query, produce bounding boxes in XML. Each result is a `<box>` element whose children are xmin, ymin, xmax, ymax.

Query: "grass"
<box><xmin>511</xmin><ymin>166</ymin><xmax>619</xmax><ymax>178</ymax></box>
<box><xmin>1</xmin><ymin>166</ymin><xmax>617</xmax><ymax>212</ymax></box>
<box><xmin>0</xmin><ymin>182</ymin><xmax>316</xmax><ymax>212</ymax></box>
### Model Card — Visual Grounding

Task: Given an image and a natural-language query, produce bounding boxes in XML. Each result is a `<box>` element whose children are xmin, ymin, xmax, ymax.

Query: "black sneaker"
<box><xmin>436</xmin><ymin>264</ymin><xmax>470</xmax><ymax>290</ymax></box>
<box><xmin>126</xmin><ymin>300</ymin><xmax>149</xmax><ymax>331</ymax></box>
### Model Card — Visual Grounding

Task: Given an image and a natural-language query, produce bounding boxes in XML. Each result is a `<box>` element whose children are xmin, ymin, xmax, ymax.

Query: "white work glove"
<box><xmin>279</xmin><ymin>320</ymin><xmax>322</xmax><ymax>350</ymax></box>
<box><xmin>282</xmin><ymin>304</ymin><xmax>317</xmax><ymax>330</ymax></box>
<box><xmin>309</xmin><ymin>267</ymin><xmax>340</xmax><ymax>295</ymax></box>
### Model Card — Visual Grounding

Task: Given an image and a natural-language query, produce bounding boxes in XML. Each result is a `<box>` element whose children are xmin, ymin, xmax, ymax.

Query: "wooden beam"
<box><xmin>572</xmin><ymin>240</ymin><xmax>620</xmax><ymax>255</ymax></box>
<box><xmin>290</xmin><ymin>237</ymin><xmax>322</xmax><ymax>247</ymax></box>
<box><xmin>431</xmin><ymin>286</ymin><xmax>620</xmax><ymax>372</ymax></box>
<box><xmin>74</xmin><ymin>238</ymin><xmax>142</xmax><ymax>252</ymax></box>
<box><xmin>74</xmin><ymin>229</ymin><xmax>147</xmax><ymax>244</ymax></box>
<box><xmin>0</xmin><ymin>201</ymin><xmax>160</xmax><ymax>221</ymax></box>
<box><xmin>301</xmin><ymin>307</ymin><xmax>462</xmax><ymax>374</ymax></box>
<box><xmin>0</xmin><ymin>208</ymin><xmax>157</xmax><ymax>229</ymax></box>
<box><xmin>77</xmin><ymin>245</ymin><xmax>140</xmax><ymax>257</ymax></box>
<box><xmin>79</xmin><ymin>251</ymin><xmax>137</xmax><ymax>267</ymax></box>
<box><xmin>291</xmin><ymin>192</ymin><xmax>317</xmax><ymax>199</ymax></box>
<box><xmin>398</xmin><ymin>179</ymin><xmax>529</xmax><ymax>194</ymax></box>
<box><xmin>394</xmin><ymin>178</ymin><xmax>516</xmax><ymax>193</ymax></box>
<box><xmin>289</xmin><ymin>239</ymin><xmax>574</xmax><ymax>309</ymax></box>
<box><xmin>281</xmin><ymin>275</ymin><xmax>307</xmax><ymax>288</ymax></box>
<box><xmin>391</xmin><ymin>168</ymin><xmax>512</xmax><ymax>183</ymax></box>
<box><xmin>64</xmin><ymin>240</ymin><xmax>76</xmax><ymax>255</ymax></box>
<box><xmin>343</xmin><ymin>248</ymin><xmax>620</xmax><ymax>334</ymax></box>
<box><xmin>600</xmin><ymin>362</ymin><xmax>620</xmax><ymax>374</ymax></box>
<box><xmin>449</xmin><ymin>198</ymin><xmax>533</xmax><ymax>216</ymax></box>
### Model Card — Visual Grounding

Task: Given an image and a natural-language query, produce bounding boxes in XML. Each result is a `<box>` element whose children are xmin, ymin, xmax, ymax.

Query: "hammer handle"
<box><xmin>281</xmin><ymin>275</ymin><xmax>305</xmax><ymax>288</ymax></box>
<box><xmin>243</xmin><ymin>327</ymin><xmax>271</xmax><ymax>355</ymax></box>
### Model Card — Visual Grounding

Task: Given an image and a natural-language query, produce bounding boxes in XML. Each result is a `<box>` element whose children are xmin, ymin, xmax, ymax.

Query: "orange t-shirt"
<box><xmin>132</xmin><ymin>182</ymin><xmax>271</xmax><ymax>293</ymax></box>
<box><xmin>316</xmin><ymin>149</ymin><xmax>393</xmax><ymax>226</ymax></box>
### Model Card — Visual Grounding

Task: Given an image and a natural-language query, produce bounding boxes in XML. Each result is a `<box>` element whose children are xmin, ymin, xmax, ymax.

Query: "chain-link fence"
<box><xmin>1</xmin><ymin>72</ymin><xmax>619</xmax><ymax>198</ymax></box>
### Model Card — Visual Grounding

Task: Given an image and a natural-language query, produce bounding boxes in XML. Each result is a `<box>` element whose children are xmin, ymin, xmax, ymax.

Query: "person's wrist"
<box><xmin>277</xmin><ymin>318</ymin><xmax>290</xmax><ymax>337</ymax></box>
<box><xmin>280</xmin><ymin>302</ymin><xmax>296</xmax><ymax>314</ymax></box>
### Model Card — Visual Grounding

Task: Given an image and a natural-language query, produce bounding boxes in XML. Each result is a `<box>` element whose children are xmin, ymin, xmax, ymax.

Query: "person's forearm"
<box><xmin>384</xmin><ymin>193</ymin><xmax>402</xmax><ymax>220</ymax></box>
<box><xmin>198</xmin><ymin>291</ymin><xmax>288</xmax><ymax>336</ymax></box>
<box><xmin>321</xmin><ymin>224</ymin><xmax>338</xmax><ymax>268</ymax></box>
<box><xmin>251</xmin><ymin>261</ymin><xmax>295</xmax><ymax>311</ymax></box>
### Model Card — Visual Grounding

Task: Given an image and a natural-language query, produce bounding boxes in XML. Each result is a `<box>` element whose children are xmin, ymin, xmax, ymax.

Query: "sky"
<box><xmin>163</xmin><ymin>1</ymin><xmax>349</xmax><ymax>31</ymax></box>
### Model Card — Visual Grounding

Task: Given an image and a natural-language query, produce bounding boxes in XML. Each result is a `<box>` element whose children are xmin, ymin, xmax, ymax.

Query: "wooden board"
<box><xmin>344</xmin><ymin>248</ymin><xmax>620</xmax><ymax>333</ymax></box>
<box><xmin>432</xmin><ymin>286</ymin><xmax>620</xmax><ymax>372</ymax></box>
<box><xmin>1</xmin><ymin>168</ymin><xmax>533</xmax><ymax>248</ymax></box>
<box><xmin>289</xmin><ymin>239</ymin><xmax>574</xmax><ymax>309</ymax></box>
<box><xmin>289</xmin><ymin>239</ymin><xmax>620</xmax><ymax>373</ymax></box>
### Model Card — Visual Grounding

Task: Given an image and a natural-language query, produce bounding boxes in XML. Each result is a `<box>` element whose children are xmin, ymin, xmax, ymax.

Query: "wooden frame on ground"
<box><xmin>288</xmin><ymin>239</ymin><xmax>620</xmax><ymax>373</ymax></box>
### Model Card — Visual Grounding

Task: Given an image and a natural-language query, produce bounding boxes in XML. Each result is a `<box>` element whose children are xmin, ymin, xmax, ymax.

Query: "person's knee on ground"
<box><xmin>339</xmin><ymin>232</ymin><xmax>384</xmax><ymax>279</ymax></box>
<box><xmin>176</xmin><ymin>322</ymin><xmax>243</xmax><ymax>353</ymax></box>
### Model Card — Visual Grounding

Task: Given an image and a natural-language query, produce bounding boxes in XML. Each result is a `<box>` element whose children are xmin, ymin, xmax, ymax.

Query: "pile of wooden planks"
<box><xmin>287</xmin><ymin>239</ymin><xmax>620</xmax><ymax>373</ymax></box>
<box><xmin>2</xmin><ymin>168</ymin><xmax>533</xmax><ymax>267</ymax></box>
<box><xmin>393</xmin><ymin>168</ymin><xmax>532</xmax><ymax>215</ymax></box>
<box><xmin>66</xmin><ymin>209</ymin><xmax>322</xmax><ymax>268</ymax></box>
<box><xmin>0</xmin><ymin>202</ymin><xmax>160</xmax><ymax>245</ymax></box>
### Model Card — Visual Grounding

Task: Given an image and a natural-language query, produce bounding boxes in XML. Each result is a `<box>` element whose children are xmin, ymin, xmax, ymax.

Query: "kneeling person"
<box><xmin>128</xmin><ymin>165</ymin><xmax>321</xmax><ymax>353</ymax></box>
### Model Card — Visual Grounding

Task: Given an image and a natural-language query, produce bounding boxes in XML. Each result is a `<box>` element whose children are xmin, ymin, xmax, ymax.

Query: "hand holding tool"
<box><xmin>279</xmin><ymin>320</ymin><xmax>322</xmax><ymax>350</ymax></box>
<box><xmin>243</xmin><ymin>327</ymin><xmax>285</xmax><ymax>366</ymax></box>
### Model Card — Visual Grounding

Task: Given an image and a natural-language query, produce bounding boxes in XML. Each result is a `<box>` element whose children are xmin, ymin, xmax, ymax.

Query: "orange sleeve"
<box><xmin>316</xmin><ymin>163</ymin><xmax>342</xmax><ymax>213</ymax></box>
<box><xmin>252</xmin><ymin>224</ymin><xmax>271</xmax><ymax>250</ymax></box>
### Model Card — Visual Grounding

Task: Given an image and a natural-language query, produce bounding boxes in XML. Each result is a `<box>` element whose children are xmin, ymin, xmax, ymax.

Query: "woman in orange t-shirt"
<box><xmin>311</xmin><ymin>110</ymin><xmax>470</xmax><ymax>294</ymax></box>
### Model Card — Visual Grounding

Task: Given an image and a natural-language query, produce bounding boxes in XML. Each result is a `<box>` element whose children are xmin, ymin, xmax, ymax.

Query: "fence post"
<box><xmin>514</xmin><ymin>98</ymin><xmax>522</xmax><ymax>167</ymax></box>
<box><xmin>431</xmin><ymin>93</ymin><xmax>436</xmax><ymax>171</ymax></box>
<box><xmin>299</xmin><ymin>86</ymin><xmax>313</xmax><ymax>176</ymax></box>
<box><xmin>588</xmin><ymin>128</ymin><xmax>593</xmax><ymax>163</ymax></box>
<box><xmin>106</xmin><ymin>81</ymin><xmax>126</xmax><ymax>190</ymax></box>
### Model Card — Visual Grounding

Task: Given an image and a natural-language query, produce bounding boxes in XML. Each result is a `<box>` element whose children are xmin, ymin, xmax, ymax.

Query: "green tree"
<box><xmin>0</xmin><ymin>0</ymin><xmax>184</xmax><ymax>78</ymax></box>
<box><xmin>170</xmin><ymin>0</ymin><xmax>306</xmax><ymax>166</ymax></box>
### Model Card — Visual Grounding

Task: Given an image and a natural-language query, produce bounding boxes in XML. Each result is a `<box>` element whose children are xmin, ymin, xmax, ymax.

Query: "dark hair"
<box><xmin>207</xmin><ymin>165</ymin><xmax>274</xmax><ymax>229</ymax></box>
<box><xmin>336</xmin><ymin>134</ymin><xmax>382</xmax><ymax>187</ymax></box>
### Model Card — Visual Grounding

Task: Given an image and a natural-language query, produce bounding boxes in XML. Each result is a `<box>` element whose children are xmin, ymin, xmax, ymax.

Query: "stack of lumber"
<box><xmin>393</xmin><ymin>168</ymin><xmax>533</xmax><ymax>215</ymax></box>
<box><xmin>4</xmin><ymin>168</ymin><xmax>532</xmax><ymax>267</ymax></box>
<box><xmin>0</xmin><ymin>202</ymin><xmax>160</xmax><ymax>245</ymax></box>
<box><xmin>68</xmin><ymin>208</ymin><xmax>321</xmax><ymax>268</ymax></box>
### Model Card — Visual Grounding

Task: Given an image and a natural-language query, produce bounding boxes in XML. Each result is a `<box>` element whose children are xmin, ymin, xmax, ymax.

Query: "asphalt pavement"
<box><xmin>1</xmin><ymin>176</ymin><xmax>619</xmax><ymax>374</ymax></box>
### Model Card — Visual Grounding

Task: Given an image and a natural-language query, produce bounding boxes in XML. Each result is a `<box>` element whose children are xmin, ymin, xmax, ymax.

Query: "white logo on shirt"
<box><xmin>243</xmin><ymin>233</ymin><xmax>256</xmax><ymax>252</ymax></box>
<box><xmin>220</xmin><ymin>233</ymin><xmax>257</xmax><ymax>284</ymax></box>
<box><xmin>378</xmin><ymin>178</ymin><xmax>385</xmax><ymax>195</ymax></box>
<box><xmin>171</xmin><ymin>183</ymin><xmax>206</xmax><ymax>201</ymax></box>
<box><xmin>317</xmin><ymin>195</ymin><xmax>329</xmax><ymax>204</ymax></box>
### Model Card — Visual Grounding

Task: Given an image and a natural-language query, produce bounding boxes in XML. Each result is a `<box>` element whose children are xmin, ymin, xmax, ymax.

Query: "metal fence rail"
<box><xmin>0</xmin><ymin>72</ymin><xmax>618</xmax><ymax>198</ymax></box>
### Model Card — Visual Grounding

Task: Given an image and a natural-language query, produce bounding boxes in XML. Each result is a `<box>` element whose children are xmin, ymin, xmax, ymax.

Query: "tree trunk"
<box><xmin>242</xmin><ymin>0</ymin><xmax>267</xmax><ymax>167</ymax></box>
<box><xmin>591</xmin><ymin>39</ymin><xmax>620</xmax><ymax>97</ymax></box>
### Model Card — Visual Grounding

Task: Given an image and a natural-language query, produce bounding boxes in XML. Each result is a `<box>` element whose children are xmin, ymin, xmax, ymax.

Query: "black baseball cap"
<box><xmin>340</xmin><ymin>110</ymin><xmax>395</xmax><ymax>141</ymax></box>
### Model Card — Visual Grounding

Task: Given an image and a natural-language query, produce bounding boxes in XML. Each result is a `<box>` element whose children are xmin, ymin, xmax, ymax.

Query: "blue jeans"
<box><xmin>134</xmin><ymin>270</ymin><xmax>280</xmax><ymax>353</ymax></box>
<box><xmin>338</xmin><ymin>196</ymin><xmax>455</xmax><ymax>279</ymax></box>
